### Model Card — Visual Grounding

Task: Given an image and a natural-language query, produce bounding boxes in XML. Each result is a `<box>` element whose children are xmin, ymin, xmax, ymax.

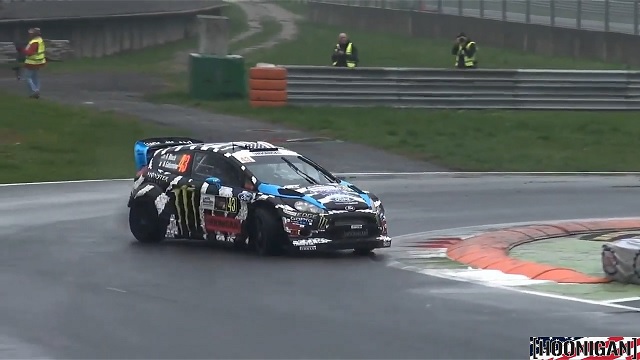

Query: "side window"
<box><xmin>153</xmin><ymin>150</ymin><xmax>193</xmax><ymax>175</ymax></box>
<box><xmin>192</xmin><ymin>152</ymin><xmax>244</xmax><ymax>187</ymax></box>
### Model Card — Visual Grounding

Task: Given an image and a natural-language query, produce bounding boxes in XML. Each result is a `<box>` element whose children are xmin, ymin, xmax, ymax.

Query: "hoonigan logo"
<box><xmin>529</xmin><ymin>337</ymin><xmax>640</xmax><ymax>359</ymax></box>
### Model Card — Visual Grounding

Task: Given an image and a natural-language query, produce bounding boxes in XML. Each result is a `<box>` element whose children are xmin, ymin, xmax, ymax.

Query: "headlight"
<box><xmin>294</xmin><ymin>200</ymin><xmax>325</xmax><ymax>214</ymax></box>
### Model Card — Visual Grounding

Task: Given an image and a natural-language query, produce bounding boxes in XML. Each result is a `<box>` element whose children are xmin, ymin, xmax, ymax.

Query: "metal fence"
<box><xmin>282</xmin><ymin>65</ymin><xmax>640</xmax><ymax>110</ymax></box>
<box><xmin>311</xmin><ymin>0</ymin><xmax>640</xmax><ymax>35</ymax></box>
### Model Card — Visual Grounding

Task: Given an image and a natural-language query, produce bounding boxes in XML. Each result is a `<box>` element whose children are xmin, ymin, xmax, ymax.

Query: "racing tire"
<box><xmin>129</xmin><ymin>199</ymin><xmax>165</xmax><ymax>244</ymax></box>
<box><xmin>353</xmin><ymin>246</ymin><xmax>376</xmax><ymax>255</ymax></box>
<box><xmin>251</xmin><ymin>207</ymin><xmax>284</xmax><ymax>256</ymax></box>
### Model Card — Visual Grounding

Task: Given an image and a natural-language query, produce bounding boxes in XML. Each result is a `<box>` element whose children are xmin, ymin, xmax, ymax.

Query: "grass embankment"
<box><xmin>0</xmin><ymin>92</ymin><xmax>188</xmax><ymax>183</ymax></box>
<box><xmin>39</xmin><ymin>2</ymin><xmax>640</xmax><ymax>171</ymax></box>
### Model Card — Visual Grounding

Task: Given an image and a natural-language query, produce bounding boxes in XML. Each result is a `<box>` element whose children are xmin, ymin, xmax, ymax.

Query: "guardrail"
<box><xmin>280</xmin><ymin>65</ymin><xmax>640</xmax><ymax>110</ymax></box>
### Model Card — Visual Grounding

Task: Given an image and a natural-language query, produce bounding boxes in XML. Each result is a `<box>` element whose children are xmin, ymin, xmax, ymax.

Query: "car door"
<box><xmin>158</xmin><ymin>149</ymin><xmax>206</xmax><ymax>240</ymax></box>
<box><xmin>191</xmin><ymin>151</ymin><xmax>255</xmax><ymax>242</ymax></box>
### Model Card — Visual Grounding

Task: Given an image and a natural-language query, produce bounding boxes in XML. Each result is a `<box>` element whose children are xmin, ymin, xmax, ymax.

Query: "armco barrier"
<box><xmin>0</xmin><ymin>1</ymin><xmax>225</xmax><ymax>58</ymax></box>
<box><xmin>280</xmin><ymin>65</ymin><xmax>640</xmax><ymax>110</ymax></box>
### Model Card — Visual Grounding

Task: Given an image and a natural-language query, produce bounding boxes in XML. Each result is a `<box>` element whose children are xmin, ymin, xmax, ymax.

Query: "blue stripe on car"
<box><xmin>257</xmin><ymin>183</ymin><xmax>327</xmax><ymax>209</ymax></box>
<box><xmin>340</xmin><ymin>180</ymin><xmax>372</xmax><ymax>206</ymax></box>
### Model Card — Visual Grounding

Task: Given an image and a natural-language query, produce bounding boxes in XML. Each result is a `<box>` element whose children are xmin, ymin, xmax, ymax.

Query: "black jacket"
<box><xmin>331</xmin><ymin>41</ymin><xmax>359</xmax><ymax>67</ymax></box>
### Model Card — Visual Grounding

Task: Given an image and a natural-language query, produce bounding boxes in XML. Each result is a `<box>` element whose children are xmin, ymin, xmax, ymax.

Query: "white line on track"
<box><xmin>601</xmin><ymin>297</ymin><xmax>640</xmax><ymax>304</ymax></box>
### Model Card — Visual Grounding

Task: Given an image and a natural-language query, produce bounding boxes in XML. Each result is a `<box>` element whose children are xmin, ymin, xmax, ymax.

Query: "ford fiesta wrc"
<box><xmin>127</xmin><ymin>137</ymin><xmax>392</xmax><ymax>256</ymax></box>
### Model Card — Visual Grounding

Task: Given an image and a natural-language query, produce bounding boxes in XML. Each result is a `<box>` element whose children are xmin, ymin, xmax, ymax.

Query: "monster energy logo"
<box><xmin>317</xmin><ymin>215</ymin><xmax>328</xmax><ymax>229</ymax></box>
<box><xmin>170</xmin><ymin>185</ymin><xmax>198</xmax><ymax>237</ymax></box>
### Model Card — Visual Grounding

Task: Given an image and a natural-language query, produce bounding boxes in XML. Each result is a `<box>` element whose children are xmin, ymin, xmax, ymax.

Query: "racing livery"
<box><xmin>127</xmin><ymin>137</ymin><xmax>391</xmax><ymax>255</ymax></box>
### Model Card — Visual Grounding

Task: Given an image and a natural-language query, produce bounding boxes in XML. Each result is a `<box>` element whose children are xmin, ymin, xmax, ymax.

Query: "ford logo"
<box><xmin>345</xmin><ymin>205</ymin><xmax>355</xmax><ymax>211</ymax></box>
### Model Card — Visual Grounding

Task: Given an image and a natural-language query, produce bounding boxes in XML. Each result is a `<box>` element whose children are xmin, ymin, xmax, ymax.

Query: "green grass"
<box><xmin>0</xmin><ymin>91</ymin><xmax>188</xmax><ymax>183</ymax></box>
<box><xmin>147</xmin><ymin>96</ymin><xmax>640</xmax><ymax>171</ymax></box>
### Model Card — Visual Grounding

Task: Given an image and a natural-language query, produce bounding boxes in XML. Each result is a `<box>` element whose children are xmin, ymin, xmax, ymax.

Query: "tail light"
<box><xmin>136</xmin><ymin>166</ymin><xmax>148</xmax><ymax>178</ymax></box>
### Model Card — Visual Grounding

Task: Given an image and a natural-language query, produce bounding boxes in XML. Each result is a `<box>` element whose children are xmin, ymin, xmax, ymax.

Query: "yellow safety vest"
<box><xmin>24</xmin><ymin>37</ymin><xmax>46</xmax><ymax>65</ymax></box>
<box><xmin>333</xmin><ymin>42</ymin><xmax>356</xmax><ymax>68</ymax></box>
<box><xmin>455</xmin><ymin>41</ymin><xmax>476</xmax><ymax>67</ymax></box>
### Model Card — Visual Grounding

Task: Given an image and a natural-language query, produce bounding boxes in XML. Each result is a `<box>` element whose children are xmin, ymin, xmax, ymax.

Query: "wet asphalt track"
<box><xmin>2</xmin><ymin>174</ymin><xmax>640</xmax><ymax>359</ymax></box>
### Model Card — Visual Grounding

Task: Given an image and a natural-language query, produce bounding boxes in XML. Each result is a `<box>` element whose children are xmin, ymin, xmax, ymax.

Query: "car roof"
<box><xmin>155</xmin><ymin>141</ymin><xmax>301</xmax><ymax>161</ymax></box>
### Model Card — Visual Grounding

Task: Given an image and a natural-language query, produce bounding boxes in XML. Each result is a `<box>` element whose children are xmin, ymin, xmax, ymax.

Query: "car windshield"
<box><xmin>244</xmin><ymin>155</ymin><xmax>338</xmax><ymax>186</ymax></box>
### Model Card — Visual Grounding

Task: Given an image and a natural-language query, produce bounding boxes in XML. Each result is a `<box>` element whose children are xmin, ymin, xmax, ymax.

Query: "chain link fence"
<box><xmin>312</xmin><ymin>0</ymin><xmax>640</xmax><ymax>35</ymax></box>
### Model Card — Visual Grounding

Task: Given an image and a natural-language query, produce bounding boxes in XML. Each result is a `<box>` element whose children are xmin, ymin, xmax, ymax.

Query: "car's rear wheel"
<box><xmin>251</xmin><ymin>207</ymin><xmax>284</xmax><ymax>256</ymax></box>
<box><xmin>129</xmin><ymin>199</ymin><xmax>165</xmax><ymax>243</ymax></box>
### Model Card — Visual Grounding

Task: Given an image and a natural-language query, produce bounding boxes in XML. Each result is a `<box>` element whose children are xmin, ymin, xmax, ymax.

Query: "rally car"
<box><xmin>127</xmin><ymin>137</ymin><xmax>392</xmax><ymax>256</ymax></box>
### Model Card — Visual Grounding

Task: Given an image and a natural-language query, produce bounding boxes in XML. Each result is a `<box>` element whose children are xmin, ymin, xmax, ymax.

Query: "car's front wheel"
<box><xmin>251</xmin><ymin>207</ymin><xmax>284</xmax><ymax>256</ymax></box>
<box><xmin>129</xmin><ymin>199</ymin><xmax>165</xmax><ymax>243</ymax></box>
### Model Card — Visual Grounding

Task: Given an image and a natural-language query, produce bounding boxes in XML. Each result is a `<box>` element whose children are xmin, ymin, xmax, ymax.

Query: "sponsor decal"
<box><xmin>161</xmin><ymin>153</ymin><xmax>177</xmax><ymax>161</ymax></box>
<box><xmin>249</xmin><ymin>151</ymin><xmax>282</xmax><ymax>156</ymax></box>
<box><xmin>165</xmin><ymin>214</ymin><xmax>179</xmax><ymax>238</ymax></box>
<box><xmin>238</xmin><ymin>191</ymin><xmax>254</xmax><ymax>202</ymax></box>
<box><xmin>147</xmin><ymin>172</ymin><xmax>169</xmax><ymax>182</ymax></box>
<box><xmin>330</xmin><ymin>195</ymin><xmax>357</xmax><ymax>203</ymax></box>
<box><xmin>234</xmin><ymin>155</ymin><xmax>255</xmax><ymax>163</ymax></box>
<box><xmin>292</xmin><ymin>238</ymin><xmax>331</xmax><ymax>246</ymax></box>
<box><xmin>282</xmin><ymin>208</ymin><xmax>317</xmax><ymax>218</ymax></box>
<box><xmin>201</xmin><ymin>194</ymin><xmax>215</xmax><ymax>209</ymax></box>
<box><xmin>299</xmin><ymin>246</ymin><xmax>316</xmax><ymax>251</ymax></box>
<box><xmin>160</xmin><ymin>154</ymin><xmax>191</xmax><ymax>173</ymax></box>
<box><xmin>350</xmin><ymin>224</ymin><xmax>363</xmax><ymax>229</ymax></box>
<box><xmin>205</xmin><ymin>215</ymin><xmax>242</xmax><ymax>234</ymax></box>
<box><xmin>145</xmin><ymin>140</ymin><xmax>194</xmax><ymax>147</ymax></box>
<box><xmin>213</xmin><ymin>195</ymin><xmax>238</xmax><ymax>213</ymax></box>
<box><xmin>284</xmin><ymin>221</ymin><xmax>304</xmax><ymax>235</ymax></box>
<box><xmin>170</xmin><ymin>185</ymin><xmax>198</xmax><ymax>237</ymax></box>
<box><xmin>290</xmin><ymin>217</ymin><xmax>313</xmax><ymax>226</ymax></box>
<box><xmin>317</xmin><ymin>215</ymin><xmax>329</xmax><ymax>229</ymax></box>
<box><xmin>343</xmin><ymin>229</ymin><xmax>368</xmax><ymax>238</ymax></box>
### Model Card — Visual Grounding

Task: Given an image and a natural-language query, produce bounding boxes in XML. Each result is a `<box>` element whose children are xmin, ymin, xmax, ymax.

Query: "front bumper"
<box><xmin>288</xmin><ymin>235</ymin><xmax>392</xmax><ymax>251</ymax></box>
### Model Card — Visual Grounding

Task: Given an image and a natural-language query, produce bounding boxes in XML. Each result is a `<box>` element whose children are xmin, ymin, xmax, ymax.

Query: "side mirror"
<box><xmin>205</xmin><ymin>177</ymin><xmax>221</xmax><ymax>188</ymax></box>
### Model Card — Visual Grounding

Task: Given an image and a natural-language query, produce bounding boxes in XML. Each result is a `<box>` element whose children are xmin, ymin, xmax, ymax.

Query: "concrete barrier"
<box><xmin>307</xmin><ymin>1</ymin><xmax>640</xmax><ymax>67</ymax></box>
<box><xmin>0</xmin><ymin>1</ymin><xmax>226</xmax><ymax>58</ymax></box>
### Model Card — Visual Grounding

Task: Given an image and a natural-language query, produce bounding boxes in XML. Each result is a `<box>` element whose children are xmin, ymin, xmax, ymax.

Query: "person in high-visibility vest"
<box><xmin>331</xmin><ymin>33</ymin><xmax>359</xmax><ymax>68</ymax></box>
<box><xmin>17</xmin><ymin>27</ymin><xmax>46</xmax><ymax>98</ymax></box>
<box><xmin>451</xmin><ymin>32</ymin><xmax>477</xmax><ymax>69</ymax></box>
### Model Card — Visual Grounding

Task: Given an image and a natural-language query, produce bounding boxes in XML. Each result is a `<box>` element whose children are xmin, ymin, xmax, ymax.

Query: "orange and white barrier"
<box><xmin>248</xmin><ymin>64</ymin><xmax>287</xmax><ymax>107</ymax></box>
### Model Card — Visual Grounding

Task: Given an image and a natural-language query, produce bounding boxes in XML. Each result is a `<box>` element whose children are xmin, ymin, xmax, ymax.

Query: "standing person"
<box><xmin>17</xmin><ymin>27</ymin><xmax>46</xmax><ymax>98</ymax></box>
<box><xmin>451</xmin><ymin>32</ymin><xmax>477</xmax><ymax>69</ymax></box>
<box><xmin>331</xmin><ymin>32</ymin><xmax>358</xmax><ymax>68</ymax></box>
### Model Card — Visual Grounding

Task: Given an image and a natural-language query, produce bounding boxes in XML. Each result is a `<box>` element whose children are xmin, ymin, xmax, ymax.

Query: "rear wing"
<box><xmin>134</xmin><ymin>137</ymin><xmax>204</xmax><ymax>172</ymax></box>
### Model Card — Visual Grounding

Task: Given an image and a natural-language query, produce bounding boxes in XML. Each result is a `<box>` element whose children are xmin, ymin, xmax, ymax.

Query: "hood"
<box><xmin>290</xmin><ymin>184</ymin><xmax>369</xmax><ymax>211</ymax></box>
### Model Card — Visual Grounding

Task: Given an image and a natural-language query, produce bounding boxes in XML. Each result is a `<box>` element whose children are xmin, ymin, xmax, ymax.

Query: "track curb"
<box><xmin>446</xmin><ymin>218</ymin><xmax>640</xmax><ymax>283</ymax></box>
